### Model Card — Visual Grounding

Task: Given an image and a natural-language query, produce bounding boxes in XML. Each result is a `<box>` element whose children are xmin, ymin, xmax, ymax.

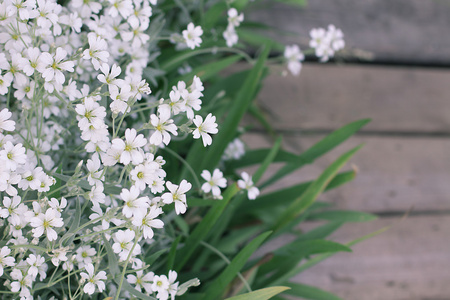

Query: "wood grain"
<box><xmin>249</xmin><ymin>64</ymin><xmax>450</xmax><ymax>133</ymax></box>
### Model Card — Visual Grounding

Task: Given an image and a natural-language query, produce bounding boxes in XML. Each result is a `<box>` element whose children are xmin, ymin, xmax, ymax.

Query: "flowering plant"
<box><xmin>0</xmin><ymin>0</ymin><xmax>373</xmax><ymax>299</ymax></box>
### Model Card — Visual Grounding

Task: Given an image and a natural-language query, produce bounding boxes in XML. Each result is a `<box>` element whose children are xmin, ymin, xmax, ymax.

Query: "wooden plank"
<box><xmin>246</xmin><ymin>0</ymin><xmax>450</xmax><ymax>65</ymax></box>
<box><xmin>241</xmin><ymin>133</ymin><xmax>450</xmax><ymax>213</ymax></box>
<box><xmin>288</xmin><ymin>215</ymin><xmax>450</xmax><ymax>300</ymax></box>
<box><xmin>249</xmin><ymin>64</ymin><xmax>450</xmax><ymax>133</ymax></box>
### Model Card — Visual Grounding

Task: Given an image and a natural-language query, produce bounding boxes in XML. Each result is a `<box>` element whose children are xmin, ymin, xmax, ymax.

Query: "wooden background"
<box><xmin>243</xmin><ymin>1</ymin><xmax>450</xmax><ymax>299</ymax></box>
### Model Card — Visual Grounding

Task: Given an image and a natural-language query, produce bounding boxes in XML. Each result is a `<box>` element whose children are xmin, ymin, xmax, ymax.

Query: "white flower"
<box><xmin>0</xmin><ymin>246</ymin><xmax>15</xmax><ymax>276</ymax></box>
<box><xmin>149</xmin><ymin>111</ymin><xmax>178</xmax><ymax>146</ymax></box>
<box><xmin>132</xmin><ymin>206</ymin><xmax>164</xmax><ymax>239</ymax></box>
<box><xmin>161</xmin><ymin>180</ymin><xmax>191</xmax><ymax>215</ymax></box>
<box><xmin>222</xmin><ymin>138</ymin><xmax>245</xmax><ymax>161</ymax></box>
<box><xmin>0</xmin><ymin>142</ymin><xmax>26</xmax><ymax>171</ymax></box>
<box><xmin>40</xmin><ymin>47</ymin><xmax>74</xmax><ymax>84</ymax></box>
<box><xmin>0</xmin><ymin>108</ymin><xmax>15</xmax><ymax>132</ymax></box>
<box><xmin>127</xmin><ymin>271</ymin><xmax>154</xmax><ymax>294</ymax></box>
<box><xmin>201</xmin><ymin>169</ymin><xmax>227</xmax><ymax>199</ymax></box>
<box><xmin>111</xmin><ymin>128</ymin><xmax>146</xmax><ymax>165</ymax></box>
<box><xmin>97</xmin><ymin>63</ymin><xmax>123</xmax><ymax>91</ymax></box>
<box><xmin>158</xmin><ymin>89</ymin><xmax>186</xmax><ymax>116</ymax></box>
<box><xmin>75</xmin><ymin>97</ymin><xmax>107</xmax><ymax>131</ymax></box>
<box><xmin>182</xmin><ymin>23</ymin><xmax>203</xmax><ymax>49</ymax></box>
<box><xmin>75</xmin><ymin>246</ymin><xmax>97</xmax><ymax>266</ymax></box>
<box><xmin>192</xmin><ymin>113</ymin><xmax>218</xmax><ymax>147</ymax></box>
<box><xmin>10</xmin><ymin>268</ymin><xmax>33</xmax><ymax>296</ymax></box>
<box><xmin>120</xmin><ymin>186</ymin><xmax>149</xmax><ymax>218</ymax></box>
<box><xmin>83</xmin><ymin>33</ymin><xmax>110</xmax><ymax>70</ymax></box>
<box><xmin>284</xmin><ymin>44</ymin><xmax>304</xmax><ymax>76</ymax></box>
<box><xmin>19</xmin><ymin>167</ymin><xmax>47</xmax><ymax>190</ymax></box>
<box><xmin>152</xmin><ymin>274</ymin><xmax>170</xmax><ymax>299</ymax></box>
<box><xmin>30</xmin><ymin>208</ymin><xmax>64</xmax><ymax>241</ymax></box>
<box><xmin>20</xmin><ymin>47</ymin><xmax>46</xmax><ymax>76</ymax></box>
<box><xmin>26</xmin><ymin>254</ymin><xmax>47</xmax><ymax>280</ymax></box>
<box><xmin>227</xmin><ymin>8</ymin><xmax>244</xmax><ymax>27</ymax></box>
<box><xmin>86</xmin><ymin>154</ymin><xmax>104</xmax><ymax>186</ymax></box>
<box><xmin>327</xmin><ymin>24</ymin><xmax>345</xmax><ymax>51</ymax></box>
<box><xmin>112</xmin><ymin>229</ymin><xmax>141</xmax><ymax>261</ymax></box>
<box><xmin>168</xmin><ymin>270</ymin><xmax>180</xmax><ymax>299</ymax></box>
<box><xmin>80</xmin><ymin>264</ymin><xmax>107</xmax><ymax>295</ymax></box>
<box><xmin>237</xmin><ymin>172</ymin><xmax>260</xmax><ymax>200</ymax></box>
<box><xmin>0</xmin><ymin>195</ymin><xmax>27</xmax><ymax>223</ymax></box>
<box><xmin>223</xmin><ymin>24</ymin><xmax>238</xmax><ymax>48</ymax></box>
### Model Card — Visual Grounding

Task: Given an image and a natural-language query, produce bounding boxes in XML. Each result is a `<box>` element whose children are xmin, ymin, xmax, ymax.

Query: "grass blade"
<box><xmin>272</xmin><ymin>145</ymin><xmax>363</xmax><ymax>233</ymax></box>
<box><xmin>224</xmin><ymin>286</ymin><xmax>291</xmax><ymax>300</ymax></box>
<box><xmin>201</xmin><ymin>231</ymin><xmax>272</xmax><ymax>300</ymax></box>
<box><xmin>284</xmin><ymin>283</ymin><xmax>343</xmax><ymax>300</ymax></box>
<box><xmin>260</xmin><ymin>119</ymin><xmax>370</xmax><ymax>189</ymax></box>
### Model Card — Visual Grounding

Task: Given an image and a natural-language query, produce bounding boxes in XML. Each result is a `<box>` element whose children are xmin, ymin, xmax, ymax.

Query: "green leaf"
<box><xmin>274</xmin><ymin>0</ymin><xmax>307</xmax><ymax>7</ymax></box>
<box><xmin>238</xmin><ymin>29</ymin><xmax>285</xmax><ymax>52</ymax></box>
<box><xmin>257</xmin><ymin>240</ymin><xmax>350</xmax><ymax>288</ymax></box>
<box><xmin>167</xmin><ymin>236</ymin><xmax>181</xmax><ymax>272</ymax></box>
<box><xmin>225</xmin><ymin>286</ymin><xmax>291</xmax><ymax>300</ymax></box>
<box><xmin>121</xmin><ymin>280</ymin><xmax>157</xmax><ymax>300</ymax></box>
<box><xmin>102</xmin><ymin>235</ymin><xmax>119</xmax><ymax>278</ymax></box>
<box><xmin>202</xmin><ymin>1</ymin><xmax>227</xmax><ymax>30</ymax></box>
<box><xmin>225</xmin><ymin>148</ymin><xmax>298</xmax><ymax>171</ymax></box>
<box><xmin>47</xmin><ymin>164</ymin><xmax>62</xmax><ymax>198</ymax></box>
<box><xmin>145</xmin><ymin>248</ymin><xmax>169</xmax><ymax>266</ymax></box>
<box><xmin>236</xmin><ymin>170</ymin><xmax>355</xmax><ymax>219</ymax></box>
<box><xmin>261</xmin><ymin>119</ymin><xmax>370</xmax><ymax>188</ymax></box>
<box><xmin>284</xmin><ymin>283</ymin><xmax>343</xmax><ymax>300</ymax></box>
<box><xmin>201</xmin><ymin>231</ymin><xmax>272</xmax><ymax>300</ymax></box>
<box><xmin>169</xmin><ymin>55</ymin><xmax>242</xmax><ymax>88</ymax></box>
<box><xmin>308</xmin><ymin>210</ymin><xmax>378</xmax><ymax>223</ymax></box>
<box><xmin>253</xmin><ymin>136</ymin><xmax>282</xmax><ymax>184</ymax></box>
<box><xmin>187</xmin><ymin>198</ymin><xmax>218</xmax><ymax>207</ymax></box>
<box><xmin>270</xmin><ymin>226</ymin><xmax>390</xmax><ymax>287</ymax></box>
<box><xmin>272</xmin><ymin>145</ymin><xmax>363</xmax><ymax>233</ymax></box>
<box><xmin>295</xmin><ymin>222</ymin><xmax>343</xmax><ymax>242</ymax></box>
<box><xmin>59</xmin><ymin>196</ymin><xmax>81</xmax><ymax>247</ymax></box>
<box><xmin>175</xmin><ymin>185</ymin><xmax>240</xmax><ymax>271</ymax></box>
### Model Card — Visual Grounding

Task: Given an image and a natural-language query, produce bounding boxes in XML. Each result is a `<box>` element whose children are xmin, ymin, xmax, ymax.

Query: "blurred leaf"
<box><xmin>284</xmin><ymin>283</ymin><xmax>343</xmax><ymax>300</ymax></box>
<box><xmin>187</xmin><ymin>198</ymin><xmax>218</xmax><ymax>207</ymax></box>
<box><xmin>60</xmin><ymin>196</ymin><xmax>81</xmax><ymax>247</ymax></box>
<box><xmin>238</xmin><ymin>29</ymin><xmax>285</xmax><ymax>52</ymax></box>
<box><xmin>307</xmin><ymin>210</ymin><xmax>378</xmax><ymax>223</ymax></box>
<box><xmin>202</xmin><ymin>1</ymin><xmax>227</xmax><ymax>30</ymax></box>
<box><xmin>167</xmin><ymin>236</ymin><xmax>181</xmax><ymax>272</ymax></box>
<box><xmin>270</xmin><ymin>225</ymin><xmax>390</xmax><ymax>286</ymax></box>
<box><xmin>261</xmin><ymin>119</ymin><xmax>370</xmax><ymax>188</ymax></box>
<box><xmin>225</xmin><ymin>148</ymin><xmax>298</xmax><ymax>171</ymax></box>
<box><xmin>295</xmin><ymin>221</ymin><xmax>343</xmax><ymax>242</ymax></box>
<box><xmin>225</xmin><ymin>286</ymin><xmax>290</xmax><ymax>300</ymax></box>
<box><xmin>170</xmin><ymin>55</ymin><xmax>242</xmax><ymax>88</ymax></box>
<box><xmin>175</xmin><ymin>185</ymin><xmax>240</xmax><ymax>271</ymax></box>
<box><xmin>102</xmin><ymin>235</ymin><xmax>119</xmax><ymax>278</ymax></box>
<box><xmin>237</xmin><ymin>170</ymin><xmax>356</xmax><ymax>217</ymax></box>
<box><xmin>253</xmin><ymin>136</ymin><xmax>282</xmax><ymax>184</ymax></box>
<box><xmin>145</xmin><ymin>248</ymin><xmax>169</xmax><ymax>266</ymax></box>
<box><xmin>272</xmin><ymin>145</ymin><xmax>363</xmax><ymax>232</ymax></box>
<box><xmin>274</xmin><ymin>0</ymin><xmax>307</xmax><ymax>7</ymax></box>
<box><xmin>201</xmin><ymin>231</ymin><xmax>272</xmax><ymax>300</ymax></box>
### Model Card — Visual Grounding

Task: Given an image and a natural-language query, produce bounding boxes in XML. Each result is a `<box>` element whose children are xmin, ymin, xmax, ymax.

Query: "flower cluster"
<box><xmin>223</xmin><ymin>8</ymin><xmax>244</xmax><ymax>47</ymax></box>
<box><xmin>284</xmin><ymin>24</ymin><xmax>345</xmax><ymax>75</ymax></box>
<box><xmin>309</xmin><ymin>24</ymin><xmax>345</xmax><ymax>62</ymax></box>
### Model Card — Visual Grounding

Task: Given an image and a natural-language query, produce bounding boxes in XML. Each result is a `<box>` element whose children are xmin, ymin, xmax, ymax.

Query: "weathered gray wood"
<box><xmin>246</xmin><ymin>0</ymin><xmax>450</xmax><ymax>64</ymax></box>
<box><xmin>241</xmin><ymin>133</ymin><xmax>450</xmax><ymax>213</ymax></box>
<box><xmin>249</xmin><ymin>64</ymin><xmax>450</xmax><ymax>133</ymax></box>
<box><xmin>288</xmin><ymin>215</ymin><xmax>450</xmax><ymax>300</ymax></box>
